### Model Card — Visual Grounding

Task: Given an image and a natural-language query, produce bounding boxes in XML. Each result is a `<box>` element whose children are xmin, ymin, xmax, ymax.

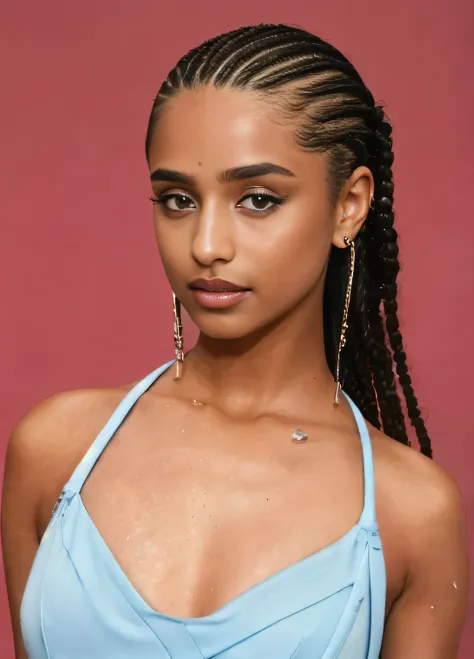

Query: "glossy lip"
<box><xmin>189</xmin><ymin>278</ymin><xmax>250</xmax><ymax>293</ymax></box>
<box><xmin>190</xmin><ymin>289</ymin><xmax>248</xmax><ymax>309</ymax></box>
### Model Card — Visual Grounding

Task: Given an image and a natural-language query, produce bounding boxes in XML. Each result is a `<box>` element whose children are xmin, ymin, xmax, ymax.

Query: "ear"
<box><xmin>332</xmin><ymin>166</ymin><xmax>374</xmax><ymax>248</ymax></box>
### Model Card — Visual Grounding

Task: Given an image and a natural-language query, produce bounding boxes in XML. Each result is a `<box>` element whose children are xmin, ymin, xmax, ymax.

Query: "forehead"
<box><xmin>148</xmin><ymin>87</ymin><xmax>326</xmax><ymax>178</ymax></box>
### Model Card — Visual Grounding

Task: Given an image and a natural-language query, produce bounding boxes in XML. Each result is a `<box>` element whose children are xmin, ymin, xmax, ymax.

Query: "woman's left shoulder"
<box><xmin>369</xmin><ymin>430</ymin><xmax>469</xmax><ymax>653</ymax></box>
<box><xmin>370</xmin><ymin>425</ymin><xmax>466</xmax><ymax>531</ymax></box>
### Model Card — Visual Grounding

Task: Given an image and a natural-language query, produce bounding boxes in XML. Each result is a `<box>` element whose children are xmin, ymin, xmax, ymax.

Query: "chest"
<box><xmin>63</xmin><ymin>400</ymin><xmax>403</xmax><ymax>619</ymax></box>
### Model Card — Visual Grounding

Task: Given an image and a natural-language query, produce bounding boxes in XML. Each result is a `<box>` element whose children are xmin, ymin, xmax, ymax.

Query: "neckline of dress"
<box><xmin>74</xmin><ymin>491</ymin><xmax>366</xmax><ymax>624</ymax></box>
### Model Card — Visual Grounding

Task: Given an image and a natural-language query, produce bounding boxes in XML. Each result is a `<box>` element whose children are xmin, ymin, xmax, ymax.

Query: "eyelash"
<box><xmin>148</xmin><ymin>191</ymin><xmax>287</xmax><ymax>215</ymax></box>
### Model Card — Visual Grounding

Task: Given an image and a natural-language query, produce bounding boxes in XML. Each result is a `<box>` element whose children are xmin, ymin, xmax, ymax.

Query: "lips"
<box><xmin>189</xmin><ymin>278</ymin><xmax>249</xmax><ymax>292</ymax></box>
<box><xmin>188</xmin><ymin>278</ymin><xmax>250</xmax><ymax>309</ymax></box>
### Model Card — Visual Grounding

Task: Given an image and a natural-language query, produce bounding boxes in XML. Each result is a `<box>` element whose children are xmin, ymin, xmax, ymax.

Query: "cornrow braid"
<box><xmin>145</xmin><ymin>23</ymin><xmax>432</xmax><ymax>457</ymax></box>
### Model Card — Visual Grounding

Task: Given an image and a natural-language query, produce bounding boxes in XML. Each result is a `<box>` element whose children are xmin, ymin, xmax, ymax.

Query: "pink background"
<box><xmin>1</xmin><ymin>0</ymin><xmax>472</xmax><ymax>655</ymax></box>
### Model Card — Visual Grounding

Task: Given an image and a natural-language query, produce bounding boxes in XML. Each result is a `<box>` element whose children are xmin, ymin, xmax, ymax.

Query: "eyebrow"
<box><xmin>149</xmin><ymin>162</ymin><xmax>296</xmax><ymax>184</ymax></box>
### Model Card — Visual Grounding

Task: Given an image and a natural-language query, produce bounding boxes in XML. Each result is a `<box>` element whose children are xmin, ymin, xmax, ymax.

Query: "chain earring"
<box><xmin>172</xmin><ymin>292</ymin><xmax>184</xmax><ymax>381</ymax></box>
<box><xmin>334</xmin><ymin>236</ymin><xmax>356</xmax><ymax>405</ymax></box>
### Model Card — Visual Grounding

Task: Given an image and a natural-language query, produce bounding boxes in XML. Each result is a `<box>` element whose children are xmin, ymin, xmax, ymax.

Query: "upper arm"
<box><xmin>381</xmin><ymin>466</ymin><xmax>470</xmax><ymax>658</ymax></box>
<box><xmin>1</xmin><ymin>384</ymin><xmax>129</xmax><ymax>658</ymax></box>
<box><xmin>1</xmin><ymin>391</ymin><xmax>92</xmax><ymax>658</ymax></box>
<box><xmin>1</xmin><ymin>401</ymin><xmax>51</xmax><ymax>659</ymax></box>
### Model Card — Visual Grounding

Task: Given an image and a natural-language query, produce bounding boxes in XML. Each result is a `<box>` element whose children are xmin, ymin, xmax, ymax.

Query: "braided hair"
<box><xmin>145</xmin><ymin>23</ymin><xmax>432</xmax><ymax>457</ymax></box>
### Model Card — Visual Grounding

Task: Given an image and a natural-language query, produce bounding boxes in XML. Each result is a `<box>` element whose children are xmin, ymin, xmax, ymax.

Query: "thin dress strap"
<box><xmin>64</xmin><ymin>360</ymin><xmax>175</xmax><ymax>495</ymax></box>
<box><xmin>341</xmin><ymin>391</ymin><xmax>377</xmax><ymax>529</ymax></box>
<box><xmin>61</xmin><ymin>362</ymin><xmax>377</xmax><ymax>530</ymax></box>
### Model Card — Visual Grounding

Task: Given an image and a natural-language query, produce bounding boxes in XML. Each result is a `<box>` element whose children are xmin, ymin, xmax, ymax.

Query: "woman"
<box><xmin>2</xmin><ymin>22</ymin><xmax>469</xmax><ymax>659</ymax></box>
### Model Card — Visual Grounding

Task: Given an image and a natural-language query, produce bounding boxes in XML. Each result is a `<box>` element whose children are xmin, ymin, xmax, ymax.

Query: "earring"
<box><xmin>334</xmin><ymin>236</ymin><xmax>356</xmax><ymax>405</ymax></box>
<box><xmin>172</xmin><ymin>292</ymin><xmax>184</xmax><ymax>380</ymax></box>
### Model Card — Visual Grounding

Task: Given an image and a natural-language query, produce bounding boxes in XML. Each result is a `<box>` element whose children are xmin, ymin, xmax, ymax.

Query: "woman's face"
<box><xmin>147</xmin><ymin>87</ymin><xmax>349</xmax><ymax>340</ymax></box>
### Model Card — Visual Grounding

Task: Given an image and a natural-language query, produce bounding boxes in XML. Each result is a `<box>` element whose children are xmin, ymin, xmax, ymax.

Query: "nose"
<box><xmin>191</xmin><ymin>199</ymin><xmax>236</xmax><ymax>267</ymax></box>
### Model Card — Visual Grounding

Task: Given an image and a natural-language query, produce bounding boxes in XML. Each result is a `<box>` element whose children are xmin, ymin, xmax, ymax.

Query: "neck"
<box><xmin>182</xmin><ymin>288</ymin><xmax>336</xmax><ymax>417</ymax></box>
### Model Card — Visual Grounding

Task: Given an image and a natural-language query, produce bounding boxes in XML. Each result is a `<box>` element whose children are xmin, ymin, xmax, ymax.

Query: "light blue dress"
<box><xmin>21</xmin><ymin>359</ymin><xmax>386</xmax><ymax>658</ymax></box>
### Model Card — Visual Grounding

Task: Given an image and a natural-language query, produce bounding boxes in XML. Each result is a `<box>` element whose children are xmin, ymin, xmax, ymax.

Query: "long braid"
<box><xmin>145</xmin><ymin>23</ymin><xmax>433</xmax><ymax>457</ymax></box>
<box><xmin>372</xmin><ymin>112</ymin><xmax>432</xmax><ymax>457</ymax></box>
<box><xmin>360</xmin><ymin>111</ymin><xmax>410</xmax><ymax>445</ymax></box>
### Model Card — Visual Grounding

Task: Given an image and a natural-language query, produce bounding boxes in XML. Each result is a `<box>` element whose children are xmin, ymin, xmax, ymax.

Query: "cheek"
<box><xmin>244</xmin><ymin>206</ymin><xmax>332</xmax><ymax>300</ymax></box>
<box><xmin>153</xmin><ymin>220</ymin><xmax>188</xmax><ymax>280</ymax></box>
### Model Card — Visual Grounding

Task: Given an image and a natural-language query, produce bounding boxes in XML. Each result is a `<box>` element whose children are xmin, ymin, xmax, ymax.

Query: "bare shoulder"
<box><xmin>3</xmin><ymin>377</ymin><xmax>139</xmax><ymax>537</ymax></box>
<box><xmin>369</xmin><ymin>433</ymin><xmax>469</xmax><ymax>655</ymax></box>
<box><xmin>1</xmin><ymin>378</ymin><xmax>141</xmax><ymax>658</ymax></box>
<box><xmin>370</xmin><ymin>427</ymin><xmax>466</xmax><ymax>529</ymax></box>
<box><xmin>6</xmin><ymin>380</ymin><xmax>138</xmax><ymax>471</ymax></box>
<box><xmin>369</xmin><ymin>425</ymin><xmax>469</xmax><ymax>625</ymax></box>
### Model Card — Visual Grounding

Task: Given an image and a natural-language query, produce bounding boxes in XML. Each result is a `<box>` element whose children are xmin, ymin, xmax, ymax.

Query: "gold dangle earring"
<box><xmin>334</xmin><ymin>236</ymin><xmax>356</xmax><ymax>405</ymax></box>
<box><xmin>172</xmin><ymin>292</ymin><xmax>184</xmax><ymax>381</ymax></box>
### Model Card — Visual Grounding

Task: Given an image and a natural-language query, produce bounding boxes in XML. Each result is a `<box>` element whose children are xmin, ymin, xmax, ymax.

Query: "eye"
<box><xmin>236</xmin><ymin>192</ymin><xmax>286</xmax><ymax>214</ymax></box>
<box><xmin>149</xmin><ymin>193</ymin><xmax>196</xmax><ymax>212</ymax></box>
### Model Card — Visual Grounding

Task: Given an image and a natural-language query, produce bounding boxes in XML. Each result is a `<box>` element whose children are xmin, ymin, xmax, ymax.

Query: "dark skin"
<box><xmin>1</xmin><ymin>88</ymin><xmax>469</xmax><ymax>658</ymax></box>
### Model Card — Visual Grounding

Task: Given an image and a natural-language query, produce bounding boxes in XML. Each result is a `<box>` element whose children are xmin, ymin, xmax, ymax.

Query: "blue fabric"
<box><xmin>21</xmin><ymin>360</ymin><xmax>386</xmax><ymax>658</ymax></box>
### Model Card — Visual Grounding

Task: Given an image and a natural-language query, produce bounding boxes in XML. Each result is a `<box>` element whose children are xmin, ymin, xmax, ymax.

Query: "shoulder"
<box><xmin>6</xmin><ymin>382</ymin><xmax>137</xmax><ymax>466</ymax></box>
<box><xmin>3</xmin><ymin>379</ymin><xmax>139</xmax><ymax>537</ymax></box>
<box><xmin>371</xmin><ymin>427</ymin><xmax>465</xmax><ymax>528</ymax></box>
<box><xmin>370</xmin><ymin>430</ymin><xmax>469</xmax><ymax>653</ymax></box>
<box><xmin>370</xmin><ymin>426</ymin><xmax>468</xmax><ymax>584</ymax></box>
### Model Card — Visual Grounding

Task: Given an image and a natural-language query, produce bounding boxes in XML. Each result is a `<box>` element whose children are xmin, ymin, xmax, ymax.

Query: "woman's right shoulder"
<box><xmin>8</xmin><ymin>380</ymin><xmax>139</xmax><ymax>466</ymax></box>
<box><xmin>3</xmin><ymin>379</ymin><xmax>139</xmax><ymax>536</ymax></box>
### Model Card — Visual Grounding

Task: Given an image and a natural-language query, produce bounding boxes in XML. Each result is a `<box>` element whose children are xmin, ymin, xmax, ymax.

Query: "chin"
<box><xmin>190</xmin><ymin>309</ymin><xmax>267</xmax><ymax>341</ymax></box>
